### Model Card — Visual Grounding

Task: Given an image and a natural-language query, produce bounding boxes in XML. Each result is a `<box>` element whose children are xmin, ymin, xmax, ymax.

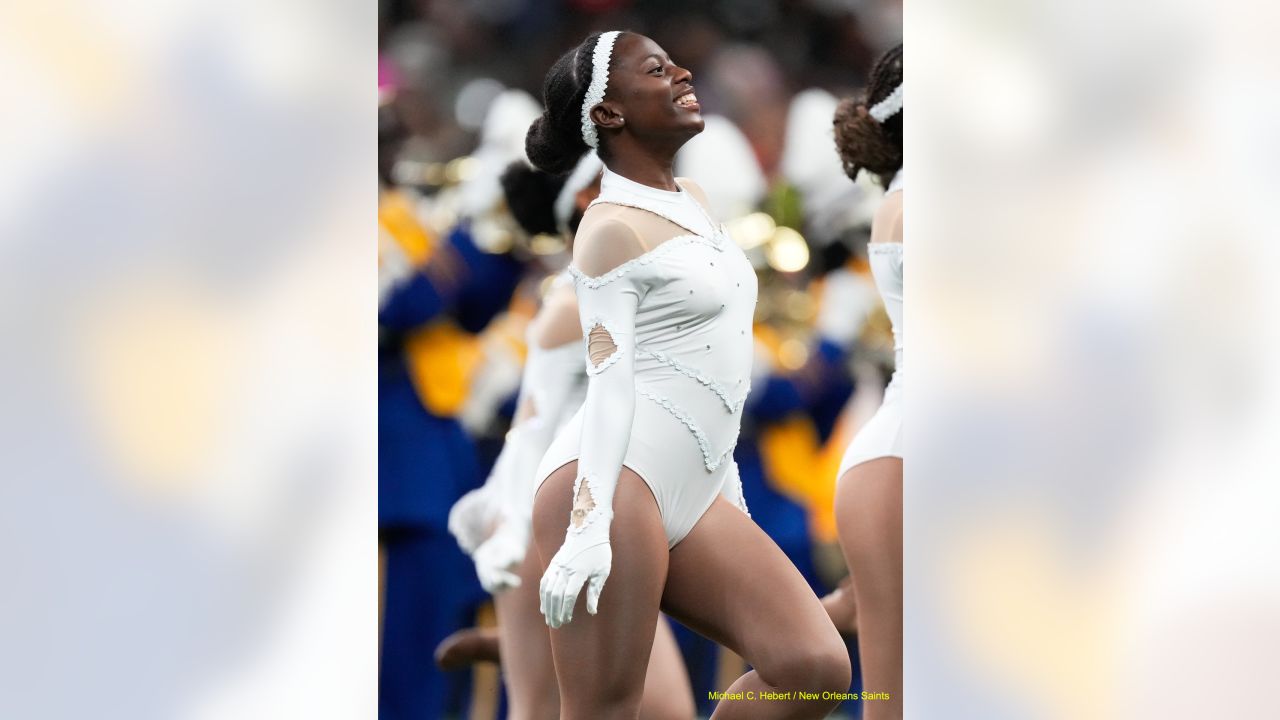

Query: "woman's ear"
<box><xmin>590</xmin><ymin>102</ymin><xmax>624</xmax><ymax>131</ymax></box>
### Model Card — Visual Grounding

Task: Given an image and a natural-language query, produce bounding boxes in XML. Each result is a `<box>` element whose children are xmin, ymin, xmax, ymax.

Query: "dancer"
<box><xmin>446</xmin><ymin>158</ymin><xmax>695</xmax><ymax>720</ymax></box>
<box><xmin>377</xmin><ymin>99</ymin><xmax>526</xmax><ymax>719</ymax></box>
<box><xmin>826</xmin><ymin>44</ymin><xmax>904</xmax><ymax>720</ymax></box>
<box><xmin>526</xmin><ymin>30</ymin><xmax>850</xmax><ymax>719</ymax></box>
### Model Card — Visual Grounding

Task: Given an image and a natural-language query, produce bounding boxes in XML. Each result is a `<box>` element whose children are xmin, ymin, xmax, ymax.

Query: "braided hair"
<box><xmin>834</xmin><ymin>43</ymin><xmax>902</xmax><ymax>187</ymax></box>
<box><xmin>526</xmin><ymin>32</ymin><xmax>616</xmax><ymax>176</ymax></box>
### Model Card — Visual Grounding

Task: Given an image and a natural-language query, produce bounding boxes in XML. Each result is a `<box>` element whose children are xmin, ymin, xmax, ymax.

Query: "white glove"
<box><xmin>447</xmin><ymin>486</ymin><xmax>496</xmax><ymax>555</ymax></box>
<box><xmin>537</xmin><ymin>217</ymin><xmax>646</xmax><ymax>628</ymax></box>
<box><xmin>539</xmin><ymin>511</ymin><xmax>612</xmax><ymax>628</ymax></box>
<box><xmin>472</xmin><ymin>518</ymin><xmax>529</xmax><ymax>594</ymax></box>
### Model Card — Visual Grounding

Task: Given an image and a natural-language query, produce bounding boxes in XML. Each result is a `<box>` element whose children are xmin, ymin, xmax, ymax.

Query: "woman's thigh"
<box><xmin>835</xmin><ymin>457</ymin><xmax>902</xmax><ymax>717</ymax></box>
<box><xmin>533</xmin><ymin>461</ymin><xmax>670</xmax><ymax>716</ymax></box>
<box><xmin>661</xmin><ymin>498</ymin><xmax>847</xmax><ymax>689</ymax></box>
<box><xmin>640</xmin><ymin>617</ymin><xmax>696</xmax><ymax>720</ymax></box>
<box><xmin>494</xmin><ymin>546</ymin><xmax>559</xmax><ymax>719</ymax></box>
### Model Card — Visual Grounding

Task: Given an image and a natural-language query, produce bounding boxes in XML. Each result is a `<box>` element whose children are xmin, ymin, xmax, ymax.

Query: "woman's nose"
<box><xmin>673</xmin><ymin>64</ymin><xmax>693</xmax><ymax>85</ymax></box>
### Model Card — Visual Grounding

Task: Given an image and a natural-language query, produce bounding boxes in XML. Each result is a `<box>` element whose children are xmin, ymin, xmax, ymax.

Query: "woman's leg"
<box><xmin>533</xmin><ymin>461</ymin><xmax>670</xmax><ymax>720</ymax></box>
<box><xmin>663</xmin><ymin>498</ymin><xmax>851</xmax><ymax>719</ymax></box>
<box><xmin>493</xmin><ymin>546</ymin><xmax>561</xmax><ymax>720</ymax></box>
<box><xmin>821</xmin><ymin>575</ymin><xmax>858</xmax><ymax>635</ymax></box>
<box><xmin>491</xmin><ymin>529</ymin><xmax>694</xmax><ymax>720</ymax></box>
<box><xmin>640</xmin><ymin>616</ymin><xmax>696</xmax><ymax>720</ymax></box>
<box><xmin>835</xmin><ymin>457</ymin><xmax>902</xmax><ymax>720</ymax></box>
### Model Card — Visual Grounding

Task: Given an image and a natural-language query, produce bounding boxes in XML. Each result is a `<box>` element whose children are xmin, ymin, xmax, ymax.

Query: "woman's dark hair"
<box><xmin>525</xmin><ymin>32</ymin><xmax>613</xmax><ymax>176</ymax></box>
<box><xmin>499</xmin><ymin>161</ymin><xmax>566</xmax><ymax>236</ymax></box>
<box><xmin>834</xmin><ymin>43</ymin><xmax>902</xmax><ymax>187</ymax></box>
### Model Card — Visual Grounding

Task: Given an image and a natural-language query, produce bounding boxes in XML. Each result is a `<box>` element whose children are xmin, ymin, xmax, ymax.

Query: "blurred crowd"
<box><xmin>378</xmin><ymin>1</ymin><xmax>900</xmax><ymax>717</ymax></box>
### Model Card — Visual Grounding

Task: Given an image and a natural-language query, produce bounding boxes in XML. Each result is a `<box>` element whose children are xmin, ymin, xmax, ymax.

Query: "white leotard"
<box><xmin>839</xmin><ymin>171</ymin><xmax>903</xmax><ymax>475</ymax></box>
<box><xmin>535</xmin><ymin>167</ymin><xmax>754</xmax><ymax>547</ymax></box>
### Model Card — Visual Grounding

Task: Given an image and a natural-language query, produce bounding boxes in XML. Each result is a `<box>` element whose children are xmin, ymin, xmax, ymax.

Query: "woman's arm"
<box><xmin>539</xmin><ymin>218</ymin><xmax>647</xmax><ymax>628</ymax></box>
<box><xmin>469</xmin><ymin>290</ymin><xmax>585</xmax><ymax>593</ymax></box>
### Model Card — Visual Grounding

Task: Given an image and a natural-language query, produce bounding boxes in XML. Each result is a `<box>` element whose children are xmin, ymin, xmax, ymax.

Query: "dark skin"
<box><xmin>589</xmin><ymin>33</ymin><xmax>704</xmax><ymax>192</ymax></box>
<box><xmin>531</xmin><ymin>33</ymin><xmax>851</xmax><ymax>720</ymax></box>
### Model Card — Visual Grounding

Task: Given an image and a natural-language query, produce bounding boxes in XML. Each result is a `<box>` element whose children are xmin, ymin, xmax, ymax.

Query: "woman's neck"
<box><xmin>602</xmin><ymin>142</ymin><xmax>680</xmax><ymax>192</ymax></box>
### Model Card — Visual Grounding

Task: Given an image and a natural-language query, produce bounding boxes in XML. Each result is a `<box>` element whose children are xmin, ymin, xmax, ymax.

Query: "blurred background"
<box><xmin>377</xmin><ymin>1</ymin><xmax>901</xmax><ymax>718</ymax></box>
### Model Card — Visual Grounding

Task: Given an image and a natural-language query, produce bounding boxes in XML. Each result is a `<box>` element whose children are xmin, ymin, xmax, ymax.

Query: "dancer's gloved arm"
<box><xmin>474</xmin><ymin>336</ymin><xmax>583</xmax><ymax>594</ymax></box>
<box><xmin>449</xmin><ymin>341</ymin><xmax>544</xmax><ymax>560</ymax></box>
<box><xmin>540</xmin><ymin>223</ymin><xmax>645</xmax><ymax>628</ymax></box>
<box><xmin>464</xmin><ymin>369</ymin><xmax>538</xmax><ymax>593</ymax></box>
<box><xmin>502</xmin><ymin>289</ymin><xmax>585</xmax><ymax>532</ymax></box>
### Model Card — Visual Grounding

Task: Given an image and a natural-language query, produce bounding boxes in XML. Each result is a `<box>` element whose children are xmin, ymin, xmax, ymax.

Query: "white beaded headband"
<box><xmin>868</xmin><ymin>82</ymin><xmax>903</xmax><ymax>123</ymax></box>
<box><xmin>580</xmin><ymin>30</ymin><xmax>622</xmax><ymax>149</ymax></box>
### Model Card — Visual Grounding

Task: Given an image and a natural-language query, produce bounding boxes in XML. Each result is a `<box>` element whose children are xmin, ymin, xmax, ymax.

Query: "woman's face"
<box><xmin>599</xmin><ymin>33</ymin><xmax>704</xmax><ymax>144</ymax></box>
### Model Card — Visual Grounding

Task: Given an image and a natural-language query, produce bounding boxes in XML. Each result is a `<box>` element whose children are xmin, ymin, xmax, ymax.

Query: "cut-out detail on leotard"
<box><xmin>582</xmin><ymin>316</ymin><xmax>624</xmax><ymax>375</ymax></box>
<box><xmin>587</xmin><ymin>323</ymin><xmax>618</xmax><ymax>367</ymax></box>
<box><xmin>638</xmin><ymin>389</ymin><xmax>737</xmax><ymax>473</ymax></box>
<box><xmin>571</xmin><ymin>475</ymin><xmax>596</xmax><ymax>528</ymax></box>
<box><xmin>638</xmin><ymin>347</ymin><xmax>750</xmax><ymax>413</ymax></box>
<box><xmin>567</xmin><ymin>473</ymin><xmax>611</xmax><ymax>534</ymax></box>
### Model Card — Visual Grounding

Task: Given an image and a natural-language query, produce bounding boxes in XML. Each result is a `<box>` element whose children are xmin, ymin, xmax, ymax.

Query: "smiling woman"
<box><xmin>526</xmin><ymin>31</ymin><xmax>705</xmax><ymax>183</ymax></box>
<box><xmin>522</xmin><ymin>29</ymin><xmax>851</xmax><ymax>720</ymax></box>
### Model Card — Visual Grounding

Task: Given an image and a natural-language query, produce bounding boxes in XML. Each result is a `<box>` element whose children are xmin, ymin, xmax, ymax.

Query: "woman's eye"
<box><xmin>649</xmin><ymin>66</ymin><xmax>663</xmax><ymax>75</ymax></box>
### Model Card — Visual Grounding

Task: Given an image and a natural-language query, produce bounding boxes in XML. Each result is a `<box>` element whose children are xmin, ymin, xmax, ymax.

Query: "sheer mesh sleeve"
<box><xmin>572</xmin><ymin>217</ymin><xmax>647</xmax><ymax>277</ymax></box>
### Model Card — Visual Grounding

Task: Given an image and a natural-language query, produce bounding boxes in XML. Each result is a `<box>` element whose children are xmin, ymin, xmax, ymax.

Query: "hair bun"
<box><xmin>500</xmin><ymin>161</ymin><xmax>565</xmax><ymax>236</ymax></box>
<box><xmin>833</xmin><ymin>97</ymin><xmax>902</xmax><ymax>183</ymax></box>
<box><xmin>525</xmin><ymin>113</ymin><xmax>586</xmax><ymax>176</ymax></box>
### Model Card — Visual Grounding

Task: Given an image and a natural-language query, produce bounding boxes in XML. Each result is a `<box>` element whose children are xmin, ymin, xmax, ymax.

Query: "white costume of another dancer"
<box><xmin>837</xmin><ymin>170</ymin><xmax>903</xmax><ymax>475</ymax></box>
<box><xmin>448</xmin><ymin>271</ymin><xmax>587</xmax><ymax>591</ymax></box>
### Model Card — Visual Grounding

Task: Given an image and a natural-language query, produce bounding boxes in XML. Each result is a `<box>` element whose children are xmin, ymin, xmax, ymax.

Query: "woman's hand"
<box><xmin>539</xmin><ymin>519</ymin><xmax>612</xmax><ymax>628</ymax></box>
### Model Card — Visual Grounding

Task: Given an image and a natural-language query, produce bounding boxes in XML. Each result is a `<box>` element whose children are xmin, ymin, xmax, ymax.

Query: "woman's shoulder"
<box><xmin>531</xmin><ymin>283</ymin><xmax>581</xmax><ymax>349</ymax></box>
<box><xmin>572</xmin><ymin>212</ymin><xmax>648</xmax><ymax>278</ymax></box>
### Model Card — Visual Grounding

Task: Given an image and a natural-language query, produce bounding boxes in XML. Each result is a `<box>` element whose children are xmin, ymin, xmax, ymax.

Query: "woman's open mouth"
<box><xmin>674</xmin><ymin>92</ymin><xmax>700</xmax><ymax>111</ymax></box>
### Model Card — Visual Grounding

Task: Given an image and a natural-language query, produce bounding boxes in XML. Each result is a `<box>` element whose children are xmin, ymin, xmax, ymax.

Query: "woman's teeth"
<box><xmin>675</xmin><ymin>94</ymin><xmax>698</xmax><ymax>108</ymax></box>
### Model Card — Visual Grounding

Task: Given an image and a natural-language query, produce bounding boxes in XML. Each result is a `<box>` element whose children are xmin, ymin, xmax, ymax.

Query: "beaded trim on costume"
<box><xmin>638</xmin><ymin>348</ymin><xmax>750</xmax><ymax>414</ymax></box>
<box><xmin>729</xmin><ymin>468</ymin><xmax>751</xmax><ymax>517</ymax></box>
<box><xmin>568</xmin><ymin>235</ymin><xmax>715</xmax><ymax>289</ymax></box>
<box><xmin>638</xmin><ymin>389</ymin><xmax>737</xmax><ymax>473</ymax></box>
